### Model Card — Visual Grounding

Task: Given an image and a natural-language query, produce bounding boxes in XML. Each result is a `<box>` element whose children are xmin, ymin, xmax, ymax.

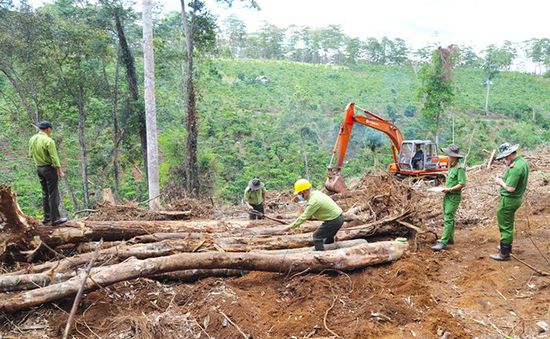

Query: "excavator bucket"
<box><xmin>324</xmin><ymin>174</ymin><xmax>348</xmax><ymax>194</ymax></box>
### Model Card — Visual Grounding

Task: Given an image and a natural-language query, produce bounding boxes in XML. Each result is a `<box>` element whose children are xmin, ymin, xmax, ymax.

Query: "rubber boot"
<box><xmin>496</xmin><ymin>244</ymin><xmax>513</xmax><ymax>253</ymax></box>
<box><xmin>314</xmin><ymin>240</ymin><xmax>325</xmax><ymax>251</ymax></box>
<box><xmin>490</xmin><ymin>242</ymin><xmax>511</xmax><ymax>261</ymax></box>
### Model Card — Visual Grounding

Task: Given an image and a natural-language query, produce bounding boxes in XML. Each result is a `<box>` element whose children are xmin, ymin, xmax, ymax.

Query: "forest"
<box><xmin>1</xmin><ymin>0</ymin><xmax>549</xmax><ymax>216</ymax></box>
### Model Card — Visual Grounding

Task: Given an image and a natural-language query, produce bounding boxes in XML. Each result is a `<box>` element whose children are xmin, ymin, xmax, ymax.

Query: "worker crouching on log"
<box><xmin>284</xmin><ymin>179</ymin><xmax>344</xmax><ymax>251</ymax></box>
<box><xmin>432</xmin><ymin>144</ymin><xmax>466</xmax><ymax>251</ymax></box>
<box><xmin>244</xmin><ymin>178</ymin><xmax>267</xmax><ymax>220</ymax></box>
<box><xmin>490</xmin><ymin>143</ymin><xmax>529</xmax><ymax>261</ymax></box>
<box><xmin>28</xmin><ymin>121</ymin><xmax>67</xmax><ymax>226</ymax></box>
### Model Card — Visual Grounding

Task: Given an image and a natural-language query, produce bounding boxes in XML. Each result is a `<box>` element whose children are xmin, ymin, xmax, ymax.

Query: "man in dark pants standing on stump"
<box><xmin>29</xmin><ymin>121</ymin><xmax>67</xmax><ymax>226</ymax></box>
<box><xmin>244</xmin><ymin>178</ymin><xmax>266</xmax><ymax>219</ymax></box>
<box><xmin>284</xmin><ymin>179</ymin><xmax>344</xmax><ymax>251</ymax></box>
<box><xmin>490</xmin><ymin>143</ymin><xmax>529</xmax><ymax>261</ymax></box>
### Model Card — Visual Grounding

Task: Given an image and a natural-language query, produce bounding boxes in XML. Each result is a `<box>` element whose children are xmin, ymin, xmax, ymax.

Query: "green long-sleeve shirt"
<box><xmin>28</xmin><ymin>131</ymin><xmax>61</xmax><ymax>167</ymax></box>
<box><xmin>244</xmin><ymin>186</ymin><xmax>266</xmax><ymax>205</ymax></box>
<box><xmin>445</xmin><ymin>162</ymin><xmax>466</xmax><ymax>195</ymax></box>
<box><xmin>289</xmin><ymin>191</ymin><xmax>343</xmax><ymax>229</ymax></box>
<box><xmin>500</xmin><ymin>156</ymin><xmax>529</xmax><ymax>199</ymax></box>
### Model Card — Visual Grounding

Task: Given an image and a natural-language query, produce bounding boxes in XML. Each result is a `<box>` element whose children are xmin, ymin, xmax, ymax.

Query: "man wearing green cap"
<box><xmin>283</xmin><ymin>179</ymin><xmax>344</xmax><ymax>251</ymax></box>
<box><xmin>490</xmin><ymin>143</ymin><xmax>529</xmax><ymax>261</ymax></box>
<box><xmin>29</xmin><ymin>121</ymin><xmax>67</xmax><ymax>225</ymax></box>
<box><xmin>432</xmin><ymin>144</ymin><xmax>467</xmax><ymax>251</ymax></box>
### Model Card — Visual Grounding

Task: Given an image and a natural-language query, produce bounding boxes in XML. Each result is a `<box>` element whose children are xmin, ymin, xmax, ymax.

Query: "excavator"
<box><xmin>324</xmin><ymin>103</ymin><xmax>449</xmax><ymax>193</ymax></box>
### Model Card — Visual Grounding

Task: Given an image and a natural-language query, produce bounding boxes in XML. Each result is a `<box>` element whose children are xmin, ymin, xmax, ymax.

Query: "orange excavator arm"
<box><xmin>325</xmin><ymin>103</ymin><xmax>404</xmax><ymax>193</ymax></box>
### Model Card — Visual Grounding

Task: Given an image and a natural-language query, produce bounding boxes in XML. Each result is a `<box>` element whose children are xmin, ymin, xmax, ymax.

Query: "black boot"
<box><xmin>496</xmin><ymin>243</ymin><xmax>513</xmax><ymax>253</ymax></box>
<box><xmin>490</xmin><ymin>242</ymin><xmax>511</xmax><ymax>261</ymax></box>
<box><xmin>314</xmin><ymin>240</ymin><xmax>325</xmax><ymax>251</ymax></box>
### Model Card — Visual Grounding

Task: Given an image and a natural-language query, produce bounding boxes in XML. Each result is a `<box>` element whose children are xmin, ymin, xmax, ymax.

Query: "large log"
<box><xmin>253</xmin><ymin>239</ymin><xmax>368</xmax><ymax>255</ymax></box>
<box><xmin>154</xmin><ymin>240</ymin><xmax>367</xmax><ymax>282</ymax></box>
<box><xmin>153</xmin><ymin>269</ymin><xmax>245</xmax><ymax>282</ymax></box>
<box><xmin>0</xmin><ymin>240</ymin><xmax>408</xmax><ymax>312</ymax></box>
<box><xmin>35</xmin><ymin>219</ymin><xmax>266</xmax><ymax>248</ymax></box>
<box><xmin>125</xmin><ymin>212</ymin><xmax>408</xmax><ymax>252</ymax></box>
<box><xmin>1</xmin><ymin>239</ymin><xmax>369</xmax><ymax>291</ymax></box>
<box><xmin>7</xmin><ymin>238</ymin><xmax>208</xmax><ymax>277</ymax></box>
<box><xmin>215</xmin><ymin>212</ymin><xmax>409</xmax><ymax>251</ymax></box>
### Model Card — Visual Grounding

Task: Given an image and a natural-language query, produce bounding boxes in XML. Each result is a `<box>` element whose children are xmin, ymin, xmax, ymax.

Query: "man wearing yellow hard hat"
<box><xmin>284</xmin><ymin>179</ymin><xmax>344</xmax><ymax>251</ymax></box>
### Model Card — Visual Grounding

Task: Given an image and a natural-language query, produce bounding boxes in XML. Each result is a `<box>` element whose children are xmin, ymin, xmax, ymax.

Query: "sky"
<box><xmin>159</xmin><ymin>0</ymin><xmax>550</xmax><ymax>51</ymax></box>
<box><xmin>26</xmin><ymin>0</ymin><xmax>550</xmax><ymax>67</ymax></box>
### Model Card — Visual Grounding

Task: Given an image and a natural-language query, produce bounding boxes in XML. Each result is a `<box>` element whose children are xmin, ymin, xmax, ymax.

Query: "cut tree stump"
<box><xmin>0</xmin><ymin>185</ymin><xmax>37</xmax><ymax>261</ymax></box>
<box><xmin>0</xmin><ymin>240</ymin><xmax>408</xmax><ymax>312</ymax></box>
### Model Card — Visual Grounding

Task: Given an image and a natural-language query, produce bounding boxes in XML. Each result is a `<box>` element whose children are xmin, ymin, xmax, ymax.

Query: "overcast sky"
<box><xmin>27</xmin><ymin>0</ymin><xmax>549</xmax><ymax>52</ymax></box>
<box><xmin>159</xmin><ymin>0</ymin><xmax>550</xmax><ymax>51</ymax></box>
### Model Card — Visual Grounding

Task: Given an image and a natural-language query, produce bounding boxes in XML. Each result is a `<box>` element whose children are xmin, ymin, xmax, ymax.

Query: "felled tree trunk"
<box><xmin>7</xmin><ymin>238</ymin><xmax>209</xmax><ymax>277</ymax></box>
<box><xmin>0</xmin><ymin>241</ymin><xmax>408</xmax><ymax>312</ymax></box>
<box><xmin>215</xmin><ymin>212</ymin><xmax>408</xmax><ymax>252</ymax></box>
<box><xmin>153</xmin><ymin>269</ymin><xmax>245</xmax><ymax>282</ymax></box>
<box><xmin>2</xmin><ymin>239</ymin><xmax>369</xmax><ymax>292</ymax></box>
<box><xmin>253</xmin><ymin>239</ymin><xmax>368</xmax><ymax>255</ymax></box>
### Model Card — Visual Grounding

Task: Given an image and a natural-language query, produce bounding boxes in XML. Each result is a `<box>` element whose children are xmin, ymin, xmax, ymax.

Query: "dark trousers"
<box><xmin>249</xmin><ymin>203</ymin><xmax>265</xmax><ymax>220</ymax></box>
<box><xmin>37</xmin><ymin>165</ymin><xmax>61</xmax><ymax>222</ymax></box>
<box><xmin>313</xmin><ymin>214</ymin><xmax>345</xmax><ymax>244</ymax></box>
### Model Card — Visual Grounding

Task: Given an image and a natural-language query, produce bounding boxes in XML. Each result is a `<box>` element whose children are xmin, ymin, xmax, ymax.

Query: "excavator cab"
<box><xmin>398</xmin><ymin>141</ymin><xmax>440</xmax><ymax>171</ymax></box>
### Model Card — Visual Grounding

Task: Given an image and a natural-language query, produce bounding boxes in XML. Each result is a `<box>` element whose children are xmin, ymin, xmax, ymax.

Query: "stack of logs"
<box><xmin>0</xmin><ymin>184</ymin><xmax>416</xmax><ymax>312</ymax></box>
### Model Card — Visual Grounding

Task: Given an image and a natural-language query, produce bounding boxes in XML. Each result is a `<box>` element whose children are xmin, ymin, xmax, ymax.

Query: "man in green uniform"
<box><xmin>432</xmin><ymin>144</ymin><xmax>467</xmax><ymax>251</ymax></box>
<box><xmin>244</xmin><ymin>178</ymin><xmax>267</xmax><ymax>220</ymax></box>
<box><xmin>490</xmin><ymin>143</ymin><xmax>529</xmax><ymax>261</ymax></box>
<box><xmin>284</xmin><ymin>179</ymin><xmax>344</xmax><ymax>251</ymax></box>
<box><xmin>28</xmin><ymin>121</ymin><xmax>67</xmax><ymax>225</ymax></box>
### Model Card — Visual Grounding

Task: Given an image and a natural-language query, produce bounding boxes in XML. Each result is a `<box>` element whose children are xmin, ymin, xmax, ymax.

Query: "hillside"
<box><xmin>163</xmin><ymin>59</ymin><xmax>550</xmax><ymax>200</ymax></box>
<box><xmin>1</xmin><ymin>59</ymin><xmax>550</xmax><ymax>215</ymax></box>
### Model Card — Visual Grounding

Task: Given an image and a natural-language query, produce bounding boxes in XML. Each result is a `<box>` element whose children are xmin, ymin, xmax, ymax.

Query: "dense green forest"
<box><xmin>0</xmin><ymin>1</ymin><xmax>549</xmax><ymax>217</ymax></box>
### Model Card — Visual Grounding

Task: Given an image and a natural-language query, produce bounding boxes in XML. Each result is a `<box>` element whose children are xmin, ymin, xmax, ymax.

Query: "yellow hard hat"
<box><xmin>293</xmin><ymin>179</ymin><xmax>312</xmax><ymax>194</ymax></box>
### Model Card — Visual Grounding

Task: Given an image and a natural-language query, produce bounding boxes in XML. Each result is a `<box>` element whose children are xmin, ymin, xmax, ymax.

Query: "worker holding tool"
<box><xmin>243</xmin><ymin>178</ymin><xmax>267</xmax><ymax>220</ymax></box>
<box><xmin>432</xmin><ymin>144</ymin><xmax>466</xmax><ymax>251</ymax></box>
<box><xmin>28</xmin><ymin>121</ymin><xmax>68</xmax><ymax>226</ymax></box>
<box><xmin>284</xmin><ymin>179</ymin><xmax>344</xmax><ymax>251</ymax></box>
<box><xmin>490</xmin><ymin>143</ymin><xmax>529</xmax><ymax>261</ymax></box>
